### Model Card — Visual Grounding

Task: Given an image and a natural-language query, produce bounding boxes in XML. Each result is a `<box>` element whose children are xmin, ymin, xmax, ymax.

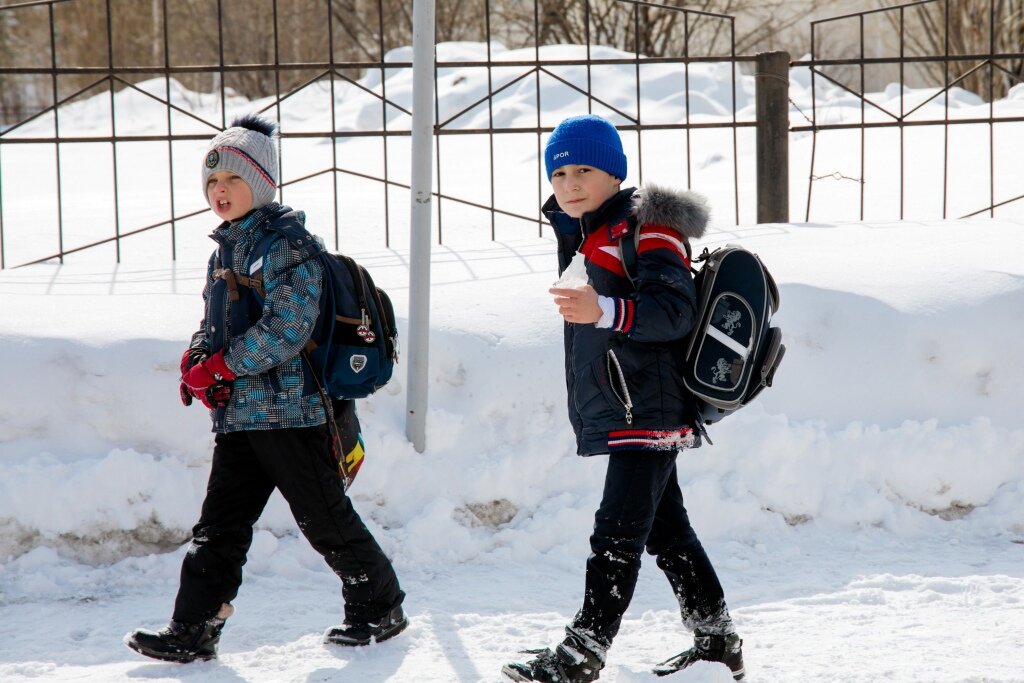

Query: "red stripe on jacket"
<box><xmin>636</xmin><ymin>223</ymin><xmax>691</xmax><ymax>268</ymax></box>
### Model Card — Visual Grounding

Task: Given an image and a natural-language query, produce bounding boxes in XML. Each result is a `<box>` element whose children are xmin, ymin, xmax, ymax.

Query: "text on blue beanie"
<box><xmin>544</xmin><ymin>114</ymin><xmax>627</xmax><ymax>181</ymax></box>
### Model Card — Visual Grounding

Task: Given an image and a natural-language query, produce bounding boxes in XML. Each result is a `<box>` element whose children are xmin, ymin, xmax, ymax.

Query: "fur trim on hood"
<box><xmin>631</xmin><ymin>183</ymin><xmax>709</xmax><ymax>240</ymax></box>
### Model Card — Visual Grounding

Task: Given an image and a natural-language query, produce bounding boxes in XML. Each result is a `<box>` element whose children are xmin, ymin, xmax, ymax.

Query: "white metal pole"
<box><xmin>405</xmin><ymin>0</ymin><xmax>435</xmax><ymax>453</ymax></box>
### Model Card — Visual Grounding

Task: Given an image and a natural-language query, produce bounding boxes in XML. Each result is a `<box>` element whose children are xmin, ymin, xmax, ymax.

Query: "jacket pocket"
<box><xmin>599</xmin><ymin>341</ymin><xmax>672</xmax><ymax>428</ymax></box>
<box><xmin>605</xmin><ymin>349</ymin><xmax>634</xmax><ymax>425</ymax></box>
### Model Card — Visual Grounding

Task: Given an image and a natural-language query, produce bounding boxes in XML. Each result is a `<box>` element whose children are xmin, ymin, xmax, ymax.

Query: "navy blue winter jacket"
<box><xmin>543</xmin><ymin>185</ymin><xmax>709</xmax><ymax>455</ymax></box>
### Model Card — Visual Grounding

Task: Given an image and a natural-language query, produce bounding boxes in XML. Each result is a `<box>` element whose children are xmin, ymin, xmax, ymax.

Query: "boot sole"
<box><xmin>324</xmin><ymin>615</ymin><xmax>409</xmax><ymax>647</ymax></box>
<box><xmin>500</xmin><ymin>664</ymin><xmax>532</xmax><ymax>682</ymax></box>
<box><xmin>652</xmin><ymin>662</ymin><xmax>744</xmax><ymax>680</ymax></box>
<box><xmin>375</xmin><ymin>616</ymin><xmax>409</xmax><ymax>643</ymax></box>
<box><xmin>125</xmin><ymin>638</ymin><xmax>215</xmax><ymax>663</ymax></box>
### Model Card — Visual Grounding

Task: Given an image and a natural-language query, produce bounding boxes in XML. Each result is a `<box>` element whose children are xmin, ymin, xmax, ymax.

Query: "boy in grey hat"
<box><xmin>124</xmin><ymin>114</ymin><xmax>407</xmax><ymax>662</ymax></box>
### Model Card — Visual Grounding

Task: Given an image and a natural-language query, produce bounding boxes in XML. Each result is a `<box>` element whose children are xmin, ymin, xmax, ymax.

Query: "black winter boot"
<box><xmin>124</xmin><ymin>603</ymin><xmax>233</xmax><ymax>663</ymax></box>
<box><xmin>125</xmin><ymin>619</ymin><xmax>225</xmax><ymax>662</ymax></box>
<box><xmin>324</xmin><ymin>603</ymin><xmax>408</xmax><ymax>646</ymax></box>
<box><xmin>502</xmin><ymin>630</ymin><xmax>605</xmax><ymax>683</ymax></box>
<box><xmin>653</xmin><ymin>630</ymin><xmax>745</xmax><ymax>680</ymax></box>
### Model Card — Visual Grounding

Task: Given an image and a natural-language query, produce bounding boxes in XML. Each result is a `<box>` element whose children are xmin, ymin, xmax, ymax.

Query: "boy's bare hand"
<box><xmin>550</xmin><ymin>285</ymin><xmax>602</xmax><ymax>324</ymax></box>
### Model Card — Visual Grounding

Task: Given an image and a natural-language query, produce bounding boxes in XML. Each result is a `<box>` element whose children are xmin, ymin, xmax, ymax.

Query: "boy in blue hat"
<box><xmin>124</xmin><ymin>114</ymin><xmax>406</xmax><ymax>662</ymax></box>
<box><xmin>502</xmin><ymin>115</ymin><xmax>745</xmax><ymax>682</ymax></box>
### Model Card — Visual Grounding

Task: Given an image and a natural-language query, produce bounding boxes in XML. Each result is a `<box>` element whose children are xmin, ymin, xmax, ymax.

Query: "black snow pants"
<box><xmin>571</xmin><ymin>450</ymin><xmax>733</xmax><ymax>648</ymax></box>
<box><xmin>173</xmin><ymin>423</ymin><xmax>403</xmax><ymax>624</ymax></box>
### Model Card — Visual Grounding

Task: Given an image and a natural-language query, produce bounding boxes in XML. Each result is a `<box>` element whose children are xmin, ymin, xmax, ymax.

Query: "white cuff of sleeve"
<box><xmin>596</xmin><ymin>295</ymin><xmax>614</xmax><ymax>328</ymax></box>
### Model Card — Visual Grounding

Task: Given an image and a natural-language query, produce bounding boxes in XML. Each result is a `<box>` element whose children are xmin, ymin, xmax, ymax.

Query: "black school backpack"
<box><xmin>621</xmin><ymin>230</ymin><xmax>785</xmax><ymax>439</ymax></box>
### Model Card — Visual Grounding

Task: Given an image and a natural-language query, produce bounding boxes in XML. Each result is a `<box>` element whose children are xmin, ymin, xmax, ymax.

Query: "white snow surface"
<box><xmin>1</xmin><ymin>42</ymin><xmax>1023</xmax><ymax>683</ymax></box>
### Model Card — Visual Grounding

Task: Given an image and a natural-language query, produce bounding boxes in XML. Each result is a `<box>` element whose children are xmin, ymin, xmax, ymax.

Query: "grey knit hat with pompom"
<box><xmin>202</xmin><ymin>113</ymin><xmax>279</xmax><ymax>210</ymax></box>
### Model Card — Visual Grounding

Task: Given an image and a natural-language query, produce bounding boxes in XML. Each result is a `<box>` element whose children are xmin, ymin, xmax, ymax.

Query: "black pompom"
<box><xmin>230</xmin><ymin>113</ymin><xmax>278</xmax><ymax>138</ymax></box>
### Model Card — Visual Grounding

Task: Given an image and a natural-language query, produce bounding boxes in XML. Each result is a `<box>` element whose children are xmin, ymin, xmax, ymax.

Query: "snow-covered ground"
<box><xmin>1</xmin><ymin>43</ymin><xmax>1022</xmax><ymax>683</ymax></box>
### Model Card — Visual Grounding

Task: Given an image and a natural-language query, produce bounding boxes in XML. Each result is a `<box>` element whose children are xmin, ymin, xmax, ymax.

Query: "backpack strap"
<box><xmin>218</xmin><ymin>213</ymin><xmax>323</xmax><ymax>303</ymax></box>
<box><xmin>338</xmin><ymin>255</ymin><xmax>369</xmax><ymax>312</ymax></box>
<box><xmin>209</xmin><ymin>247</ymin><xmax>232</xmax><ymax>355</ymax></box>
<box><xmin>212</xmin><ymin>232</ymin><xmax>278</xmax><ymax>303</ymax></box>
<box><xmin>620</xmin><ymin>214</ymin><xmax>641</xmax><ymax>286</ymax></box>
<box><xmin>213</xmin><ymin>266</ymin><xmax>266</xmax><ymax>301</ymax></box>
<box><xmin>620</xmin><ymin>215</ymin><xmax>702</xmax><ymax>288</ymax></box>
<box><xmin>335</xmin><ymin>254</ymin><xmax>376</xmax><ymax>342</ymax></box>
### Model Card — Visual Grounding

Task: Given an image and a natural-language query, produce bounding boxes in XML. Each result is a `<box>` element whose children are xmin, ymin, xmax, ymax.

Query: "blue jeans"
<box><xmin>571</xmin><ymin>450</ymin><xmax>732</xmax><ymax>646</ymax></box>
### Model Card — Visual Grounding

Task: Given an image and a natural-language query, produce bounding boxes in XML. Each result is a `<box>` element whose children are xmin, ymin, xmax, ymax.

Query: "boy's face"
<box><xmin>550</xmin><ymin>164</ymin><xmax>621</xmax><ymax>218</ymax></box>
<box><xmin>207</xmin><ymin>170</ymin><xmax>254</xmax><ymax>222</ymax></box>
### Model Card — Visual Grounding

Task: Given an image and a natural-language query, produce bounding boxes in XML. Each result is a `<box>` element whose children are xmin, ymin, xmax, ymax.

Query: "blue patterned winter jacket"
<box><xmin>189</xmin><ymin>203</ymin><xmax>327</xmax><ymax>433</ymax></box>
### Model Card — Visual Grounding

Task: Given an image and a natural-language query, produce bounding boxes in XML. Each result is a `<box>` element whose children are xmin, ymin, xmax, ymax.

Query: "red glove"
<box><xmin>181</xmin><ymin>350</ymin><xmax>237</xmax><ymax>396</ymax></box>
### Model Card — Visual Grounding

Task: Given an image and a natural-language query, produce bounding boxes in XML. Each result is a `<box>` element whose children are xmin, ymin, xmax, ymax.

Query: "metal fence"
<box><xmin>0</xmin><ymin>0</ymin><xmax>754</xmax><ymax>268</ymax></box>
<box><xmin>792</xmin><ymin>0</ymin><xmax>1024</xmax><ymax>222</ymax></box>
<box><xmin>0</xmin><ymin>0</ymin><xmax>1021</xmax><ymax>269</ymax></box>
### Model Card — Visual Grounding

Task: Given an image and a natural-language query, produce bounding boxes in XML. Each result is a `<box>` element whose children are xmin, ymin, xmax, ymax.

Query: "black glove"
<box><xmin>180</xmin><ymin>345</ymin><xmax>209</xmax><ymax>374</ymax></box>
<box><xmin>204</xmin><ymin>383</ymin><xmax>233</xmax><ymax>409</ymax></box>
<box><xmin>179</xmin><ymin>343</ymin><xmax>210</xmax><ymax>407</ymax></box>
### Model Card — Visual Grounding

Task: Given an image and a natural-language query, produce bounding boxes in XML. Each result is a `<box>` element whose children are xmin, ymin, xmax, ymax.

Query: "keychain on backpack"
<box><xmin>357</xmin><ymin>311</ymin><xmax>376</xmax><ymax>343</ymax></box>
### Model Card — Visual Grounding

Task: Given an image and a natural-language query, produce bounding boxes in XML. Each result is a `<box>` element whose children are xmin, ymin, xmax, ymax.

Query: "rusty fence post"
<box><xmin>755</xmin><ymin>51</ymin><xmax>790</xmax><ymax>224</ymax></box>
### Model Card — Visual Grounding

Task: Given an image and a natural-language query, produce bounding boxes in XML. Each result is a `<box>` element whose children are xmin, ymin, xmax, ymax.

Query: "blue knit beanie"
<box><xmin>544</xmin><ymin>115</ymin><xmax>627</xmax><ymax>181</ymax></box>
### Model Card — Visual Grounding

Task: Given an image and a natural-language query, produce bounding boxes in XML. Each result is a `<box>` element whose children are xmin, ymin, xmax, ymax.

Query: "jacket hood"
<box><xmin>631</xmin><ymin>184</ymin><xmax>709</xmax><ymax>240</ymax></box>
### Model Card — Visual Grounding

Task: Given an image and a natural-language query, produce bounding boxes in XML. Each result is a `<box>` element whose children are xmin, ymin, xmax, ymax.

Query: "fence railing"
<box><xmin>0</xmin><ymin>0</ymin><xmax>1021</xmax><ymax>269</ymax></box>
<box><xmin>792</xmin><ymin>0</ymin><xmax>1024</xmax><ymax>222</ymax></box>
<box><xmin>429</xmin><ymin>2</ymin><xmax>754</xmax><ymax>243</ymax></box>
<box><xmin>0</xmin><ymin>0</ymin><xmax>754</xmax><ymax>268</ymax></box>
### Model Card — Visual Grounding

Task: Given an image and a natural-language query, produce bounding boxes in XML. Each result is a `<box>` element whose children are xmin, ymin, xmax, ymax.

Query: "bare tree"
<box><xmin>11</xmin><ymin>0</ymin><xmax>1013</xmax><ymax>129</ymax></box>
<box><xmin>327</xmin><ymin>0</ymin><xmax>483</xmax><ymax>63</ymax></box>
<box><xmin>491</xmin><ymin>0</ymin><xmax>847</xmax><ymax>58</ymax></box>
<box><xmin>884</xmin><ymin>0</ymin><xmax>1024</xmax><ymax>100</ymax></box>
<box><xmin>0</xmin><ymin>9</ymin><xmax>29</xmax><ymax>125</ymax></box>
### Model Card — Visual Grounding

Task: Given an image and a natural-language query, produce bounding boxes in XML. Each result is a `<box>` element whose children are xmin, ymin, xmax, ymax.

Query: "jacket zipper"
<box><xmin>606</xmin><ymin>350</ymin><xmax>634</xmax><ymax>425</ymax></box>
<box><xmin>569</xmin><ymin>336</ymin><xmax>582</xmax><ymax>420</ymax></box>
